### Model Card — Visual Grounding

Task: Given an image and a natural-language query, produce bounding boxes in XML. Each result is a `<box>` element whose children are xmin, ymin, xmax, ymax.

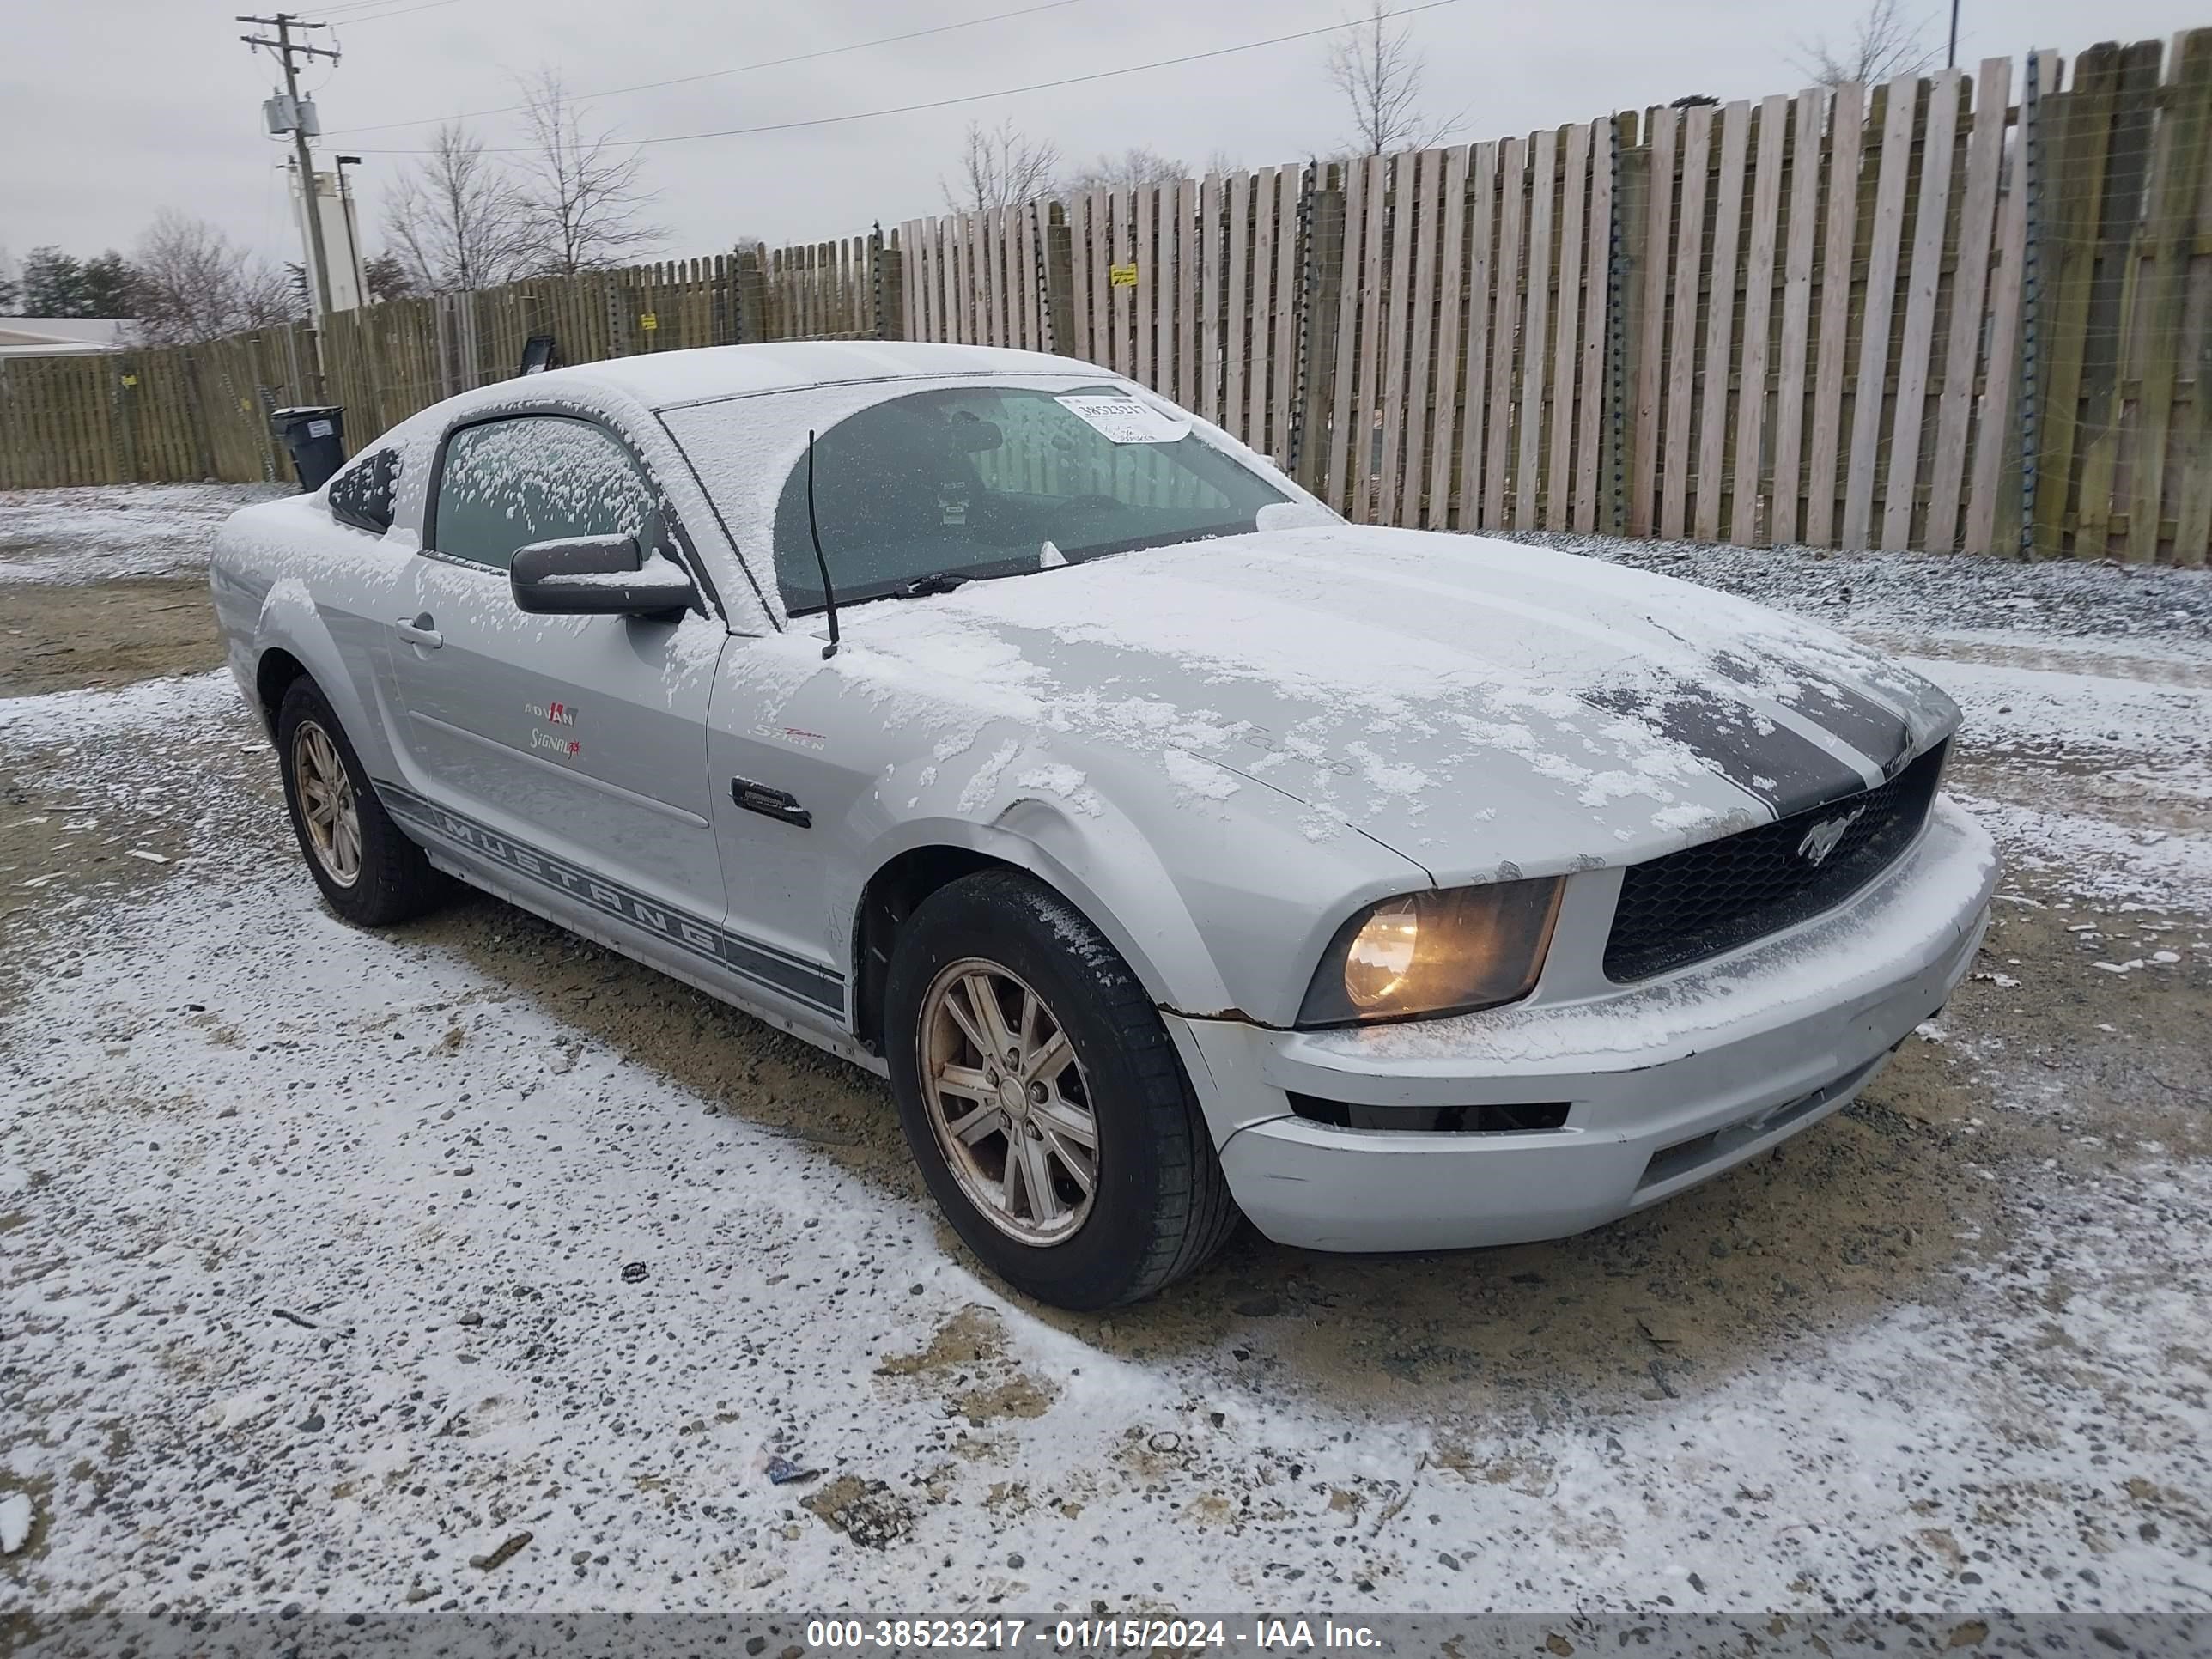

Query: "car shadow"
<box><xmin>403</xmin><ymin>886</ymin><xmax>2002</xmax><ymax>1417</ymax></box>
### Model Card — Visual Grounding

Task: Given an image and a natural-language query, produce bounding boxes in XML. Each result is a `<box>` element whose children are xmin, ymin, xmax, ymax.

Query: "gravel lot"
<box><xmin>2</xmin><ymin>487</ymin><xmax>2208</xmax><ymax>1632</ymax></box>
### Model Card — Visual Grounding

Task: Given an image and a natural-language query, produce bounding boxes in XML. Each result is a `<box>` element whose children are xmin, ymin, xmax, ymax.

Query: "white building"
<box><xmin>0</xmin><ymin>318</ymin><xmax>131</xmax><ymax>358</ymax></box>
<box><xmin>290</xmin><ymin>161</ymin><xmax>368</xmax><ymax>317</ymax></box>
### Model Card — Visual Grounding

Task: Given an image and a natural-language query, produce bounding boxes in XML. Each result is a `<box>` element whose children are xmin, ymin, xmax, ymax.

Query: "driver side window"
<box><xmin>432</xmin><ymin>415</ymin><xmax>659</xmax><ymax>572</ymax></box>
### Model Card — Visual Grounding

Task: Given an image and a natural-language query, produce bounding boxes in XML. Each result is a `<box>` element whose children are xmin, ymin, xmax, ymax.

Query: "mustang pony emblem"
<box><xmin>1796</xmin><ymin>805</ymin><xmax>1868</xmax><ymax>867</ymax></box>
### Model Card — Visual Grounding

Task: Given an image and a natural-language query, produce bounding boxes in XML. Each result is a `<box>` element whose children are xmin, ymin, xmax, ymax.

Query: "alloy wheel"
<box><xmin>292</xmin><ymin>719</ymin><xmax>362</xmax><ymax>888</ymax></box>
<box><xmin>917</xmin><ymin>957</ymin><xmax>1099</xmax><ymax>1244</ymax></box>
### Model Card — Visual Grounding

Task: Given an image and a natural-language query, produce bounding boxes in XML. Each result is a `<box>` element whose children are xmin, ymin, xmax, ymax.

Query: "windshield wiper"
<box><xmin>890</xmin><ymin>572</ymin><xmax>974</xmax><ymax>599</ymax></box>
<box><xmin>805</xmin><ymin>429</ymin><xmax>840</xmax><ymax>660</ymax></box>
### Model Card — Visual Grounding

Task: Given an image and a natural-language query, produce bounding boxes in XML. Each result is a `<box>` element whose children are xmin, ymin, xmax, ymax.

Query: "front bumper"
<box><xmin>1165</xmin><ymin>797</ymin><xmax>1999</xmax><ymax>1253</ymax></box>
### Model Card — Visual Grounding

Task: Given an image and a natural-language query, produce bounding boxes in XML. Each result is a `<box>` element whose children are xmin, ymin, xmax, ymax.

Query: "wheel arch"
<box><xmin>254</xmin><ymin>646</ymin><xmax>311</xmax><ymax>730</ymax></box>
<box><xmin>851</xmin><ymin>843</ymin><xmax>1012</xmax><ymax>1056</ymax></box>
<box><xmin>848</xmin><ymin>804</ymin><xmax>1235</xmax><ymax>1057</ymax></box>
<box><xmin>249</xmin><ymin>579</ymin><xmax>398</xmax><ymax>781</ymax></box>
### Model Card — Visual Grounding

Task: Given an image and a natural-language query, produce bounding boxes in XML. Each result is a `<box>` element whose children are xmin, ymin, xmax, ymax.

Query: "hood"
<box><xmin>824</xmin><ymin>526</ymin><xmax>1958</xmax><ymax>884</ymax></box>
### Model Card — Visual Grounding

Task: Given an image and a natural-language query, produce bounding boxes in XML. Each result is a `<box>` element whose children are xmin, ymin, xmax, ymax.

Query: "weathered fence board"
<box><xmin>1548</xmin><ymin>125</ymin><xmax>1589</xmax><ymax>532</ymax></box>
<box><xmin>2163</xmin><ymin>33</ymin><xmax>2212</xmax><ymax>564</ymax></box>
<box><xmin>1486</xmin><ymin>136</ymin><xmax>1527</xmax><ymax>527</ymax></box>
<box><xmin>1733</xmin><ymin>94</ymin><xmax>1789</xmax><ymax>546</ymax></box>
<box><xmin>1516</xmin><ymin>128</ymin><xmax>1557</xmax><ymax>531</ymax></box>
<box><xmin>1883</xmin><ymin>70</ymin><xmax>1963</xmax><ymax>550</ymax></box>
<box><xmin>1629</xmin><ymin>106</ymin><xmax>1677</xmax><ymax>537</ymax></box>
<box><xmin>1661</xmin><ymin>106</ymin><xmax>1711</xmax><ymax>539</ymax></box>
<box><xmin>1425</xmin><ymin>145</ymin><xmax>1470</xmax><ymax>527</ymax></box>
<box><xmin>1926</xmin><ymin>59</ymin><xmax>2010</xmax><ymax>550</ymax></box>
<box><xmin>1695</xmin><ymin>101</ymin><xmax>1750</xmax><ymax>543</ymax></box>
<box><xmin>1401</xmin><ymin>149</ymin><xmax>1443</xmax><ymax>527</ymax></box>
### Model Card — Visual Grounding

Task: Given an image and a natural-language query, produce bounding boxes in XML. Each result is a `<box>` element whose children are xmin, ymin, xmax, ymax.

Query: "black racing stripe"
<box><xmin>1579</xmin><ymin>681</ymin><xmax>1869</xmax><ymax>817</ymax></box>
<box><xmin>374</xmin><ymin>780</ymin><xmax>845</xmax><ymax>1015</ymax></box>
<box><xmin>1708</xmin><ymin>650</ymin><xmax>1912</xmax><ymax>775</ymax></box>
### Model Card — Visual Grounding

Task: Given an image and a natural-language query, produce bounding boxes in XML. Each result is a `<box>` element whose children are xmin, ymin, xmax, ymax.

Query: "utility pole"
<box><xmin>240</xmin><ymin>13</ymin><xmax>340</xmax><ymax>321</ymax></box>
<box><xmin>336</xmin><ymin>154</ymin><xmax>368</xmax><ymax>303</ymax></box>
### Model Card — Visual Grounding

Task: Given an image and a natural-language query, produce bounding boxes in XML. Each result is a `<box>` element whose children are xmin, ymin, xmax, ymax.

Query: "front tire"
<box><xmin>276</xmin><ymin>677</ymin><xmax>449</xmax><ymax>927</ymax></box>
<box><xmin>884</xmin><ymin>870</ymin><xmax>1239</xmax><ymax>1310</ymax></box>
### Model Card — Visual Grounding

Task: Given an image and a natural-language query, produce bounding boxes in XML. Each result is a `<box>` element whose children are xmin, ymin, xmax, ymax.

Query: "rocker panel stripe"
<box><xmin>374</xmin><ymin>779</ymin><xmax>845</xmax><ymax>1016</ymax></box>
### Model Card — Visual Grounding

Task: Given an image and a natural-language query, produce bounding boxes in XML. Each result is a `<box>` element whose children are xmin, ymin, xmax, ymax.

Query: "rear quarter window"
<box><xmin>328</xmin><ymin>448</ymin><xmax>400</xmax><ymax>534</ymax></box>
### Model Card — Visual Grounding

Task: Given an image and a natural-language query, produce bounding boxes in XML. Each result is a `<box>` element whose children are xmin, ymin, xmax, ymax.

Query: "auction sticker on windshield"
<box><xmin>1055</xmin><ymin>393</ymin><xmax>1190</xmax><ymax>444</ymax></box>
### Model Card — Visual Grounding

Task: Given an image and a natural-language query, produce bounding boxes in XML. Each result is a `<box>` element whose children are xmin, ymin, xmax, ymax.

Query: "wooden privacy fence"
<box><xmin>0</xmin><ymin>235</ymin><xmax>901</xmax><ymax>491</ymax></box>
<box><xmin>0</xmin><ymin>326</ymin><xmax>320</xmax><ymax>491</ymax></box>
<box><xmin>319</xmin><ymin>235</ymin><xmax>902</xmax><ymax>441</ymax></box>
<box><xmin>10</xmin><ymin>31</ymin><xmax>2212</xmax><ymax>565</ymax></box>
<box><xmin>899</xmin><ymin>30</ymin><xmax>2212</xmax><ymax>563</ymax></box>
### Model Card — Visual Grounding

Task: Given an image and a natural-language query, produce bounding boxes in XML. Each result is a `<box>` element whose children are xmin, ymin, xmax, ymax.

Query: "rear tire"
<box><xmin>884</xmin><ymin>869</ymin><xmax>1239</xmax><ymax>1310</ymax></box>
<box><xmin>276</xmin><ymin>677</ymin><xmax>449</xmax><ymax>927</ymax></box>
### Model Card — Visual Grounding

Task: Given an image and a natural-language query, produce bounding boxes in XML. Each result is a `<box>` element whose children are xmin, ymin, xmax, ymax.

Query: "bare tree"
<box><xmin>513</xmin><ymin>69</ymin><xmax>665</xmax><ymax>275</ymax></box>
<box><xmin>942</xmin><ymin>118</ymin><xmax>1060</xmax><ymax>213</ymax></box>
<box><xmin>1326</xmin><ymin>0</ymin><xmax>1464</xmax><ymax>156</ymax></box>
<box><xmin>1792</xmin><ymin>0</ymin><xmax>1937</xmax><ymax>88</ymax></box>
<box><xmin>362</xmin><ymin>252</ymin><xmax>415</xmax><ymax>302</ymax></box>
<box><xmin>128</xmin><ymin>212</ymin><xmax>296</xmax><ymax>344</ymax></box>
<box><xmin>1061</xmin><ymin>147</ymin><xmax>1188</xmax><ymax>195</ymax></box>
<box><xmin>384</xmin><ymin>123</ymin><xmax>534</xmax><ymax>294</ymax></box>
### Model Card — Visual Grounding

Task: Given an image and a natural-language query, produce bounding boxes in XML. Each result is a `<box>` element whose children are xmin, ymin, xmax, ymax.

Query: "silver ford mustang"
<box><xmin>210</xmin><ymin>342</ymin><xmax>1999</xmax><ymax>1310</ymax></box>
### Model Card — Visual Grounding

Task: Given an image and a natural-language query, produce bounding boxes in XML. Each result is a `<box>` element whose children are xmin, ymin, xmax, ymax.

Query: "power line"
<box><xmin>320</xmin><ymin>0</ymin><xmax>474</xmax><ymax>25</ymax></box>
<box><xmin>324</xmin><ymin>0</ymin><xmax>1091</xmax><ymax>135</ymax></box>
<box><xmin>313</xmin><ymin>0</ymin><xmax>465</xmax><ymax>20</ymax></box>
<box><xmin>344</xmin><ymin>0</ymin><xmax>1466</xmax><ymax>155</ymax></box>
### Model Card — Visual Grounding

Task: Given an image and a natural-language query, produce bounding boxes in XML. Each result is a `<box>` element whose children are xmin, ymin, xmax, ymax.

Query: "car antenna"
<box><xmin>805</xmin><ymin>428</ymin><xmax>841</xmax><ymax>660</ymax></box>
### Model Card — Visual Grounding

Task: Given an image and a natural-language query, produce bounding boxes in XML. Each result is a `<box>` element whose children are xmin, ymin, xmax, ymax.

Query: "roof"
<box><xmin>0</xmin><ymin>318</ymin><xmax>131</xmax><ymax>354</ymax></box>
<box><xmin>526</xmin><ymin>341</ymin><xmax>1109</xmax><ymax>411</ymax></box>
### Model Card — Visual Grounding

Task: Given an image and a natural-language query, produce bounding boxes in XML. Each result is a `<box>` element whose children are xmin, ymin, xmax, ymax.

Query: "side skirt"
<box><xmin>374</xmin><ymin>776</ymin><xmax>845</xmax><ymax>1016</ymax></box>
<box><xmin>422</xmin><ymin>848</ymin><xmax>890</xmax><ymax>1080</ymax></box>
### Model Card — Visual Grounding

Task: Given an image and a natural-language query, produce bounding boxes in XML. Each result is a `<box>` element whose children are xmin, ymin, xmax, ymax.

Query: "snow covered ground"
<box><xmin>2</xmin><ymin>500</ymin><xmax>2209</xmax><ymax>1631</ymax></box>
<box><xmin>0</xmin><ymin>483</ymin><xmax>285</xmax><ymax>584</ymax></box>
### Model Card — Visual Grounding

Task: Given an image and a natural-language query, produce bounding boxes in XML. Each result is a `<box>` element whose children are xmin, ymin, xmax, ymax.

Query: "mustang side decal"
<box><xmin>374</xmin><ymin>780</ymin><xmax>845</xmax><ymax>1016</ymax></box>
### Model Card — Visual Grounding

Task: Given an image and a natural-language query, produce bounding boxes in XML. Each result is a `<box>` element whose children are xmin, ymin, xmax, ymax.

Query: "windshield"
<box><xmin>746</xmin><ymin>383</ymin><xmax>1292</xmax><ymax>613</ymax></box>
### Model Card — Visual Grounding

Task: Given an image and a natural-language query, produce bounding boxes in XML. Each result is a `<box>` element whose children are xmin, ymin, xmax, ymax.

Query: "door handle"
<box><xmin>393</xmin><ymin>614</ymin><xmax>443</xmax><ymax>649</ymax></box>
<box><xmin>732</xmin><ymin>777</ymin><xmax>811</xmax><ymax>828</ymax></box>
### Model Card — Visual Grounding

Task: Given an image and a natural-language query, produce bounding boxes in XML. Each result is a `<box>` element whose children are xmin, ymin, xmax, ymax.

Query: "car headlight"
<box><xmin>1297</xmin><ymin>878</ymin><xmax>1565</xmax><ymax>1026</ymax></box>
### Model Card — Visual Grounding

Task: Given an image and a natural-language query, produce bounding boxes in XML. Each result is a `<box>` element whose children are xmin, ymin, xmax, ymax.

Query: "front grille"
<box><xmin>1604</xmin><ymin>742</ymin><xmax>1948</xmax><ymax>983</ymax></box>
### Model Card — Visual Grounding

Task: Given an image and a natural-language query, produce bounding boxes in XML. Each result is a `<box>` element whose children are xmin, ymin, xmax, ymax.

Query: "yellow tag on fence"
<box><xmin>121</xmin><ymin>374</ymin><xmax>138</xmax><ymax>387</ymax></box>
<box><xmin>640</xmin><ymin>313</ymin><xmax>659</xmax><ymax>331</ymax></box>
<box><xmin>1109</xmin><ymin>264</ymin><xmax>1139</xmax><ymax>289</ymax></box>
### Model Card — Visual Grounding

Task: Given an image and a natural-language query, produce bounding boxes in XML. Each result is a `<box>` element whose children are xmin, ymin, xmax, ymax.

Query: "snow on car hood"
<box><xmin>821</xmin><ymin>526</ymin><xmax>1959</xmax><ymax>884</ymax></box>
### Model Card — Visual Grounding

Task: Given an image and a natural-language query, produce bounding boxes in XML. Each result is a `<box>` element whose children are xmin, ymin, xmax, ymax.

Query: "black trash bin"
<box><xmin>271</xmin><ymin>404</ymin><xmax>347</xmax><ymax>492</ymax></box>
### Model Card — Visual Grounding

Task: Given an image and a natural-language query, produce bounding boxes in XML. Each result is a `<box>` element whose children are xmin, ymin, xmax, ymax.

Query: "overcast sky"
<box><xmin>3</xmin><ymin>0</ymin><xmax>2203</xmax><ymax>272</ymax></box>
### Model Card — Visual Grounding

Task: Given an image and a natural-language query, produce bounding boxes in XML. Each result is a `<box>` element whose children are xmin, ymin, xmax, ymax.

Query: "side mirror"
<box><xmin>510</xmin><ymin>534</ymin><xmax>697</xmax><ymax>617</ymax></box>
